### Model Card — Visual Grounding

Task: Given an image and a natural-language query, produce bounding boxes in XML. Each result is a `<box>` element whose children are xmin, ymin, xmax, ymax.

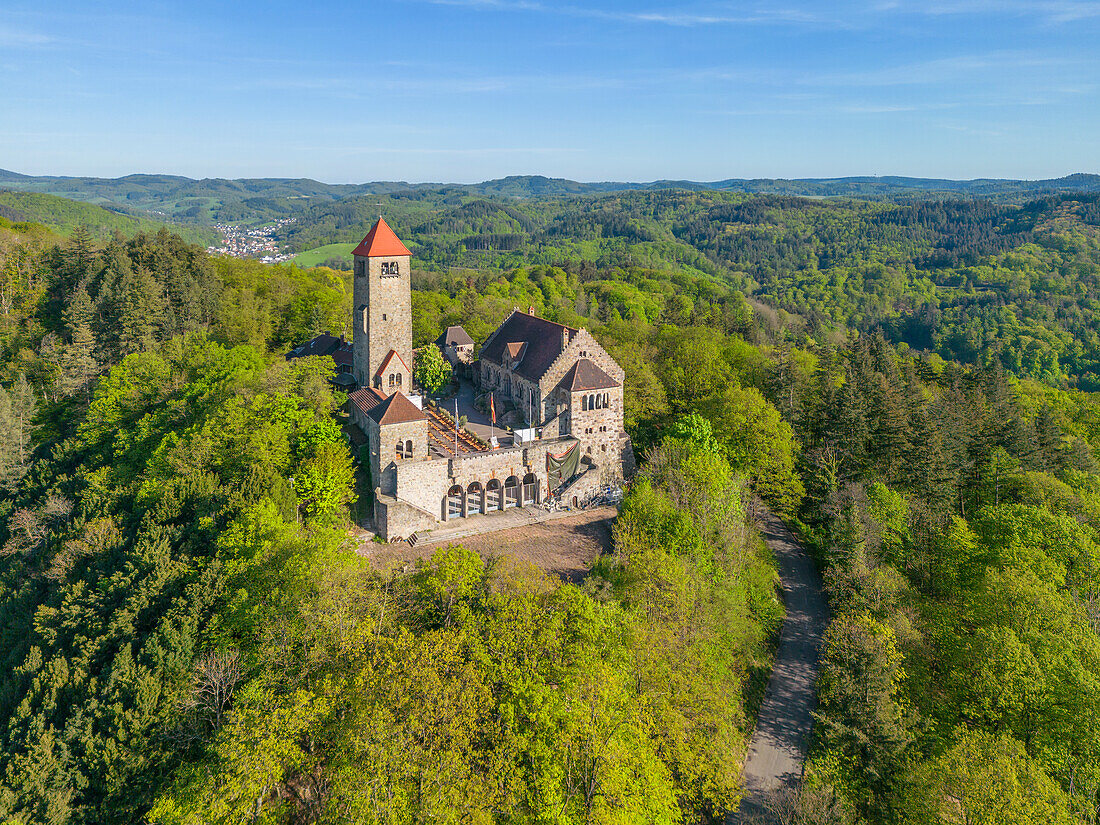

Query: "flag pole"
<box><xmin>454</xmin><ymin>397</ymin><xmax>458</xmax><ymax>456</ymax></box>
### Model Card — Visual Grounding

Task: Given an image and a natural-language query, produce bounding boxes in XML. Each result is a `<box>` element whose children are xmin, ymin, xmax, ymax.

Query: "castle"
<box><xmin>346</xmin><ymin>218</ymin><xmax>634</xmax><ymax>541</ymax></box>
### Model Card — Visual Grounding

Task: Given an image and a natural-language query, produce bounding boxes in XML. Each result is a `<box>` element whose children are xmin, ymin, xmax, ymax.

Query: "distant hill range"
<box><xmin>2</xmin><ymin>169</ymin><xmax>1098</xmax><ymax>227</ymax></box>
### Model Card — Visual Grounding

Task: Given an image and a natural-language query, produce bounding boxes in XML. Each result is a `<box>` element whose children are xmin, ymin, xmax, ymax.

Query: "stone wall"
<box><xmin>569</xmin><ymin>384</ymin><xmax>624</xmax><ymax>454</ymax></box>
<box><xmin>353</xmin><ymin>253</ymin><xmax>413</xmax><ymax>389</ymax></box>
<box><xmin>539</xmin><ymin>328</ymin><xmax>625</xmax><ymax>395</ymax></box>
<box><xmin>557</xmin><ymin>464</ymin><xmax>612</xmax><ymax>506</ymax></box>
<box><xmin>374</xmin><ymin>495</ymin><xmax>437</xmax><ymax>541</ymax></box>
<box><xmin>368</xmin><ymin>417</ymin><xmax>429</xmax><ymax>497</ymax></box>
<box><xmin>394</xmin><ymin>456</ymin><xmax>451</xmax><ymax>520</ymax></box>
<box><xmin>372</xmin><ymin>437</ymin><xmax>582</xmax><ymax>536</ymax></box>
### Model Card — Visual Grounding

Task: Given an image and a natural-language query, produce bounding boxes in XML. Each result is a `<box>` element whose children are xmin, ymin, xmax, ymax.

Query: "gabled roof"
<box><xmin>368</xmin><ymin>391</ymin><xmax>427</xmax><ymax>426</ymax></box>
<box><xmin>505</xmin><ymin>341</ymin><xmax>527</xmax><ymax>362</ymax></box>
<box><xmin>348</xmin><ymin>386</ymin><xmax>387</xmax><ymax>417</ymax></box>
<box><xmin>436</xmin><ymin>325</ymin><xmax>474</xmax><ymax>348</ymax></box>
<box><xmin>375</xmin><ymin>348</ymin><xmax>410</xmax><ymax>379</ymax></box>
<box><xmin>352</xmin><ymin>217</ymin><xmax>412</xmax><ymax>258</ymax></box>
<box><xmin>559</xmin><ymin>358</ymin><xmax>619</xmax><ymax>392</ymax></box>
<box><xmin>287</xmin><ymin>333</ymin><xmax>342</xmax><ymax>360</ymax></box>
<box><xmin>480</xmin><ymin>310</ymin><xmax>577</xmax><ymax>382</ymax></box>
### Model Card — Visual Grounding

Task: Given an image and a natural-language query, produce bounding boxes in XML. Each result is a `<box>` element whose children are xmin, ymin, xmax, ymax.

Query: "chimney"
<box><xmin>528</xmin><ymin>305</ymin><xmax>536</xmax><ymax>316</ymax></box>
<box><xmin>561</xmin><ymin>327</ymin><xmax>569</xmax><ymax>349</ymax></box>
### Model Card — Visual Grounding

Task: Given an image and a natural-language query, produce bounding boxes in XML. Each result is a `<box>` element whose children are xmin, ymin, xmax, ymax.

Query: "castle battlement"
<box><xmin>347</xmin><ymin>219</ymin><xmax>633</xmax><ymax>541</ymax></box>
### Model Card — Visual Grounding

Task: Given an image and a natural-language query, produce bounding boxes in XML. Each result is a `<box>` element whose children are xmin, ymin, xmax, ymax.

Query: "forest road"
<box><xmin>730</xmin><ymin>506</ymin><xmax>829</xmax><ymax>824</ymax></box>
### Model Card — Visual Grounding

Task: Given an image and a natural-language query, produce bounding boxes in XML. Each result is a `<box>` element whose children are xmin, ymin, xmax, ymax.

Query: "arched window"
<box><xmin>581</xmin><ymin>394</ymin><xmax>587</xmax><ymax>411</ymax></box>
<box><xmin>396</xmin><ymin>442</ymin><xmax>404</xmax><ymax>460</ymax></box>
<box><xmin>467</xmin><ymin>481</ymin><xmax>484</xmax><ymax>515</ymax></box>
<box><xmin>388</xmin><ymin>374</ymin><xmax>395</xmax><ymax>388</ymax></box>
<box><xmin>396</xmin><ymin>373</ymin><xmax>403</xmax><ymax>387</ymax></box>
<box><xmin>405</xmin><ymin>439</ymin><xmax>413</xmax><ymax>458</ymax></box>
<box><xmin>603</xmin><ymin>392</ymin><xmax>609</xmax><ymax>408</ymax></box>
<box><xmin>486</xmin><ymin>478</ymin><xmax>501</xmax><ymax>512</ymax></box>
<box><xmin>503</xmin><ymin>476</ymin><xmax>520</xmax><ymax>509</ymax></box>
<box><xmin>447</xmin><ymin>485</ymin><xmax>464</xmax><ymax>518</ymax></box>
<box><xmin>522</xmin><ymin>473</ymin><xmax>538</xmax><ymax>505</ymax></box>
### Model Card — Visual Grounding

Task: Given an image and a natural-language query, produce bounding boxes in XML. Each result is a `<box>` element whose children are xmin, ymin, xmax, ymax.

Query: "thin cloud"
<box><xmin>886</xmin><ymin>0</ymin><xmax>1100</xmax><ymax>23</ymax></box>
<box><xmin>0</xmin><ymin>26</ymin><xmax>53</xmax><ymax>48</ymax></box>
<box><xmin>417</xmin><ymin>0</ymin><xmax>849</xmax><ymax>27</ymax></box>
<box><xmin>808</xmin><ymin>52</ymin><xmax>1084</xmax><ymax>87</ymax></box>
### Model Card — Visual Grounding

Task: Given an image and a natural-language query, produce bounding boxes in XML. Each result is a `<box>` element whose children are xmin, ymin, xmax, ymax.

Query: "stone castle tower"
<box><xmin>352</xmin><ymin>218</ymin><xmax>414</xmax><ymax>393</ymax></box>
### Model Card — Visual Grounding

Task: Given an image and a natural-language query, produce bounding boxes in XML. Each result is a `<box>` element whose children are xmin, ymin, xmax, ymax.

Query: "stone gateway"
<box><xmin>346</xmin><ymin>218</ymin><xmax>634</xmax><ymax>541</ymax></box>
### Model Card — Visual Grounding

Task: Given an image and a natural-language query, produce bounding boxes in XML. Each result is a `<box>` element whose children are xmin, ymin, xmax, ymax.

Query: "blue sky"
<box><xmin>1</xmin><ymin>1</ymin><xmax>1098</xmax><ymax>181</ymax></box>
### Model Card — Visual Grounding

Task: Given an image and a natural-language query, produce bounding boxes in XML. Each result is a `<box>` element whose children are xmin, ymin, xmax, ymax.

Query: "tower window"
<box><xmin>382</xmin><ymin>314</ymin><xmax>387</xmax><ymax>320</ymax></box>
<box><xmin>381</xmin><ymin>261</ymin><xmax>399</xmax><ymax>276</ymax></box>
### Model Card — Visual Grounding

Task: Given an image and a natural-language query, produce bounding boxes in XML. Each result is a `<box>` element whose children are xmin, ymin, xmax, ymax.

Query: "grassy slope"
<box><xmin>292</xmin><ymin>242</ymin><xmax>356</xmax><ymax>267</ymax></box>
<box><xmin>0</xmin><ymin>190</ymin><xmax>217</xmax><ymax>245</ymax></box>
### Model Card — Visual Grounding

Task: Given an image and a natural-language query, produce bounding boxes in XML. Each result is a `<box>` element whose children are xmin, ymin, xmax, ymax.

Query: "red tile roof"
<box><xmin>375</xmin><ymin>348</ymin><xmax>410</xmax><ymax>379</ymax></box>
<box><xmin>368</xmin><ymin>391</ymin><xmax>427</xmax><ymax>426</ymax></box>
<box><xmin>348</xmin><ymin>387</ymin><xmax>387</xmax><ymax>417</ymax></box>
<box><xmin>352</xmin><ymin>217</ymin><xmax>412</xmax><ymax>258</ymax></box>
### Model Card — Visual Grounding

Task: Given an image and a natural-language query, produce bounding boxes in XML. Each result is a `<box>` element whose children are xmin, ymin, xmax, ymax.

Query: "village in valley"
<box><xmin>206</xmin><ymin>217</ymin><xmax>297</xmax><ymax>263</ymax></box>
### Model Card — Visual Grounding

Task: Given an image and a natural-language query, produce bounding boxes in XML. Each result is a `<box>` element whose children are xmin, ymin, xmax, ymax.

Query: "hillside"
<box><xmin>2</xmin><ymin>168</ymin><xmax>1098</xmax><ymax>228</ymax></box>
<box><xmin>0</xmin><ymin>190</ymin><xmax>216</xmax><ymax>245</ymax></box>
<box><xmin>1</xmin><ymin>182</ymin><xmax>1100</xmax><ymax>822</ymax></box>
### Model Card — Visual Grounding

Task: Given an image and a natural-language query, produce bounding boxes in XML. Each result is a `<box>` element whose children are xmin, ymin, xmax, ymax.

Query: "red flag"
<box><xmin>490</xmin><ymin>392</ymin><xmax>496</xmax><ymax>424</ymax></box>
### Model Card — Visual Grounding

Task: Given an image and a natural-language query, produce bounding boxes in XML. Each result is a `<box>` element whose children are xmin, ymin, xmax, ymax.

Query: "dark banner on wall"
<box><xmin>547</xmin><ymin>443</ymin><xmax>581</xmax><ymax>490</ymax></box>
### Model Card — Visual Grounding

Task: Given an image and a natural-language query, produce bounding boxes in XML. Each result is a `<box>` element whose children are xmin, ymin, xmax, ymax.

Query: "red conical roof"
<box><xmin>353</xmin><ymin>217</ymin><xmax>411</xmax><ymax>258</ymax></box>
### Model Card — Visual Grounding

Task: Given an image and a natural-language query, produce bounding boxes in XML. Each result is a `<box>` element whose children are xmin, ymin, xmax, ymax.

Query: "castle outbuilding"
<box><xmin>346</xmin><ymin>219</ymin><xmax>633</xmax><ymax>540</ymax></box>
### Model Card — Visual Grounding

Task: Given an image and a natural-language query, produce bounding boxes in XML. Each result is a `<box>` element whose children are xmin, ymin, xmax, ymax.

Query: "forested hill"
<box><xmin>292</xmin><ymin>189</ymin><xmax>1100</xmax><ymax>390</ymax></box>
<box><xmin>1</xmin><ymin>167</ymin><xmax>1097</xmax><ymax>225</ymax></box>
<box><xmin>4</xmin><ymin>180</ymin><xmax>1100</xmax><ymax>822</ymax></box>
<box><xmin>0</xmin><ymin>190</ymin><xmax>216</xmax><ymax>246</ymax></box>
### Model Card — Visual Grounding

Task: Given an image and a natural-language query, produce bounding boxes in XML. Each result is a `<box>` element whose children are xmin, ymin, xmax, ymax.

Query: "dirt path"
<box><xmin>352</xmin><ymin>507</ymin><xmax>615</xmax><ymax>582</ymax></box>
<box><xmin>731</xmin><ymin>508</ymin><xmax>829</xmax><ymax>823</ymax></box>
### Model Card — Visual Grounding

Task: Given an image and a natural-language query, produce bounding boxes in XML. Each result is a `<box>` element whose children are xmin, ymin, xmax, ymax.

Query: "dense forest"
<box><xmin>283</xmin><ymin>188</ymin><xmax>1100</xmax><ymax>391</ymax></box>
<box><xmin>1</xmin><ymin>183</ymin><xmax>1100</xmax><ymax>823</ymax></box>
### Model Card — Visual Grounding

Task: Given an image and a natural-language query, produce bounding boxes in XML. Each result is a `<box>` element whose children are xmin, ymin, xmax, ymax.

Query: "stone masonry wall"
<box><xmin>353</xmin><ymin>253</ymin><xmax>413</xmax><ymax>389</ymax></box>
<box><xmin>538</xmin><ymin>328</ymin><xmax>625</xmax><ymax>396</ymax></box>
<box><xmin>368</xmin><ymin>418</ymin><xmax>429</xmax><ymax>497</ymax></box>
<box><xmin>394</xmin><ymin>456</ymin><xmax>451</xmax><ymax>520</ymax></box>
<box><xmin>569</xmin><ymin>385</ymin><xmax>626</xmax><ymax>475</ymax></box>
<box><xmin>383</xmin><ymin>437</ymin><xmax>583</xmax><ymax>529</ymax></box>
<box><xmin>374</xmin><ymin>496</ymin><xmax>437</xmax><ymax>541</ymax></box>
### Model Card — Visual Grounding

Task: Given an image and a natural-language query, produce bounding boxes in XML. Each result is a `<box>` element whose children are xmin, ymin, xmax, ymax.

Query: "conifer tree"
<box><xmin>96</xmin><ymin>241</ymin><xmax>165</xmax><ymax>361</ymax></box>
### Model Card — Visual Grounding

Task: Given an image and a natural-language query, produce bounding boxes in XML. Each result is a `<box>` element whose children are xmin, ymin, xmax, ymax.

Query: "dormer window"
<box><xmin>381</xmin><ymin>261</ymin><xmax>400</xmax><ymax>276</ymax></box>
